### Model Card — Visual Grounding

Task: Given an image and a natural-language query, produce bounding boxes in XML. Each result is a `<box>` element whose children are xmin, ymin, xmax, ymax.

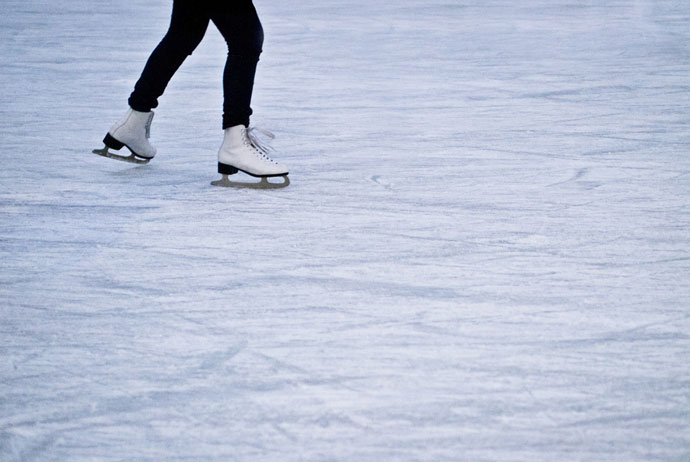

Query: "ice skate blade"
<box><xmin>211</xmin><ymin>174</ymin><xmax>290</xmax><ymax>189</ymax></box>
<box><xmin>92</xmin><ymin>147</ymin><xmax>151</xmax><ymax>164</ymax></box>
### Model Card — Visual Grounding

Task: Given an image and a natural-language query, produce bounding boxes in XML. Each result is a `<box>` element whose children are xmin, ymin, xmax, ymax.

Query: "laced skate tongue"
<box><xmin>144</xmin><ymin>112</ymin><xmax>154</xmax><ymax>139</ymax></box>
<box><xmin>246</xmin><ymin>127</ymin><xmax>275</xmax><ymax>155</ymax></box>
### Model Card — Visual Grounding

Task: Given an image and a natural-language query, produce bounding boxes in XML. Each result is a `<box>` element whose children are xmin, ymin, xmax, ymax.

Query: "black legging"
<box><xmin>128</xmin><ymin>0</ymin><xmax>264</xmax><ymax>128</ymax></box>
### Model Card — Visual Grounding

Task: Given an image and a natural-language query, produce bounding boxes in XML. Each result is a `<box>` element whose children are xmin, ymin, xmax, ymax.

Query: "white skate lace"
<box><xmin>245</xmin><ymin>127</ymin><xmax>277</xmax><ymax>163</ymax></box>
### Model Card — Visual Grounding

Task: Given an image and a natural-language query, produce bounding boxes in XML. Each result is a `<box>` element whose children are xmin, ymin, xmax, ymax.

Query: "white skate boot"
<box><xmin>93</xmin><ymin>108</ymin><xmax>157</xmax><ymax>163</ymax></box>
<box><xmin>212</xmin><ymin>125</ymin><xmax>290</xmax><ymax>189</ymax></box>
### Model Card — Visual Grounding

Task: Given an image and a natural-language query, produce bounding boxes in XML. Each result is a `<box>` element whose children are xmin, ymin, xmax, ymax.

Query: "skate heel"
<box><xmin>103</xmin><ymin>133</ymin><xmax>125</xmax><ymax>151</ymax></box>
<box><xmin>218</xmin><ymin>162</ymin><xmax>239</xmax><ymax>175</ymax></box>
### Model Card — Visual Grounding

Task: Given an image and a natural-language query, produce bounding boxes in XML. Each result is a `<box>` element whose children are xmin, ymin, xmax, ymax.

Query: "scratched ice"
<box><xmin>1</xmin><ymin>0</ymin><xmax>689</xmax><ymax>460</ymax></box>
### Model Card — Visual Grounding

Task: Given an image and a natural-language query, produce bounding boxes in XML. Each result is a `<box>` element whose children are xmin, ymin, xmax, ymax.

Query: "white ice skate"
<box><xmin>211</xmin><ymin>125</ymin><xmax>290</xmax><ymax>189</ymax></box>
<box><xmin>93</xmin><ymin>108</ymin><xmax>157</xmax><ymax>164</ymax></box>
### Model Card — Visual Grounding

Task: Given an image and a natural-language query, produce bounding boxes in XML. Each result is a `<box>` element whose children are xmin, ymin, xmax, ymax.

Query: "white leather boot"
<box><xmin>104</xmin><ymin>108</ymin><xmax>157</xmax><ymax>160</ymax></box>
<box><xmin>217</xmin><ymin>125</ymin><xmax>288</xmax><ymax>177</ymax></box>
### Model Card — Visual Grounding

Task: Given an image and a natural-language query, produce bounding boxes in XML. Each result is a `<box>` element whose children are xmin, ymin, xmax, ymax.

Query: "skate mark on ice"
<box><xmin>251</xmin><ymin>351</ymin><xmax>311</xmax><ymax>375</ymax></box>
<box><xmin>545</xmin><ymin>167</ymin><xmax>601</xmax><ymax>189</ymax></box>
<box><xmin>550</xmin><ymin>111</ymin><xmax>627</xmax><ymax>124</ymax></box>
<box><xmin>269</xmin><ymin>422</ymin><xmax>299</xmax><ymax>442</ymax></box>
<box><xmin>370</xmin><ymin>175</ymin><xmax>393</xmax><ymax>190</ymax></box>
<box><xmin>2</xmin><ymin>432</ymin><xmax>57</xmax><ymax>462</ymax></box>
<box><xmin>263</xmin><ymin>275</ymin><xmax>461</xmax><ymax>300</ymax></box>
<box><xmin>587</xmin><ymin>255</ymin><xmax>690</xmax><ymax>268</ymax></box>
<box><xmin>521</xmin><ymin>85</ymin><xmax>634</xmax><ymax>101</ymax></box>
<box><xmin>197</xmin><ymin>341</ymin><xmax>248</xmax><ymax>371</ymax></box>
<box><xmin>562</xmin><ymin>409</ymin><xmax>685</xmax><ymax>429</ymax></box>
<box><xmin>313</xmin><ymin>412</ymin><xmax>369</xmax><ymax>430</ymax></box>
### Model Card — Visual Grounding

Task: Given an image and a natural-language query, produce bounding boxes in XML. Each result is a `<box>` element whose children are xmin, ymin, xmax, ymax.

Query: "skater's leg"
<box><xmin>128</xmin><ymin>0</ymin><xmax>211</xmax><ymax>112</ymax></box>
<box><xmin>211</xmin><ymin>1</ymin><xmax>288</xmax><ymax>184</ymax></box>
<box><xmin>209</xmin><ymin>1</ymin><xmax>264</xmax><ymax>128</ymax></box>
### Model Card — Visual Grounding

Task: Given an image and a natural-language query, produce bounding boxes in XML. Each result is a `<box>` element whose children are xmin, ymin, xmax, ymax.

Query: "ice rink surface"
<box><xmin>1</xmin><ymin>0</ymin><xmax>690</xmax><ymax>460</ymax></box>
